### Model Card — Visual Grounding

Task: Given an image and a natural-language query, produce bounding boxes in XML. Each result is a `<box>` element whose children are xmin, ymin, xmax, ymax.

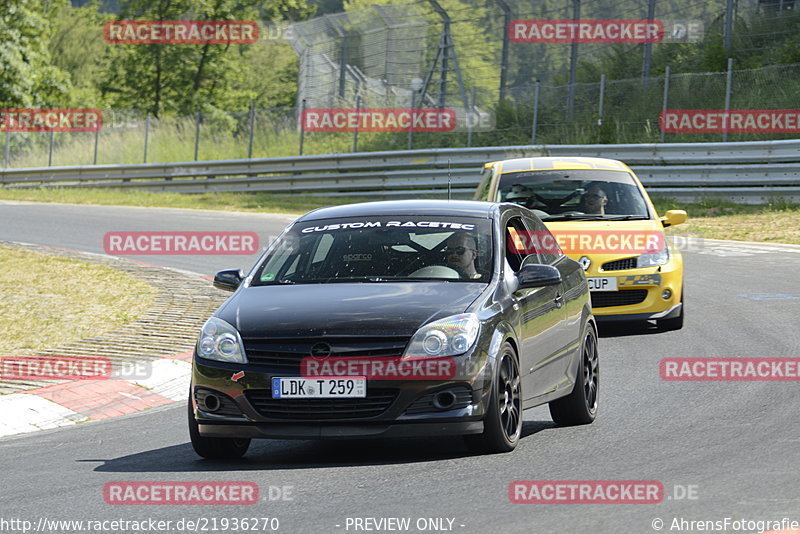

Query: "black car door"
<box><xmin>520</xmin><ymin>212</ymin><xmax>584</xmax><ymax>397</ymax></box>
<box><xmin>502</xmin><ymin>213</ymin><xmax>567</xmax><ymax>401</ymax></box>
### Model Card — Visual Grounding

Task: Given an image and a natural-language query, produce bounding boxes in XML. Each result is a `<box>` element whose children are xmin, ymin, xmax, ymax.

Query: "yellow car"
<box><xmin>474</xmin><ymin>156</ymin><xmax>687</xmax><ymax>330</ymax></box>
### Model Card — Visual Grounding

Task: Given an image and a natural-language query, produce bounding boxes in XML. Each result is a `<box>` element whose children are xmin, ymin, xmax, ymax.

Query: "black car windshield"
<box><xmin>252</xmin><ymin>216</ymin><xmax>493</xmax><ymax>284</ymax></box>
<box><xmin>496</xmin><ymin>169</ymin><xmax>651</xmax><ymax>221</ymax></box>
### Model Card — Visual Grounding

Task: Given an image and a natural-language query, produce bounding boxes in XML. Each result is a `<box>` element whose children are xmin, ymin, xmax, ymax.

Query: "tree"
<box><xmin>0</xmin><ymin>0</ymin><xmax>72</xmax><ymax>108</ymax></box>
<box><xmin>100</xmin><ymin>0</ymin><xmax>314</xmax><ymax>116</ymax></box>
<box><xmin>45</xmin><ymin>0</ymin><xmax>111</xmax><ymax>107</ymax></box>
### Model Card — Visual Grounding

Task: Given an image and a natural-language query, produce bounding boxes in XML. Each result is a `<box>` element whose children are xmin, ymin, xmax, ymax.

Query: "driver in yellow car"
<box><xmin>578</xmin><ymin>184</ymin><xmax>609</xmax><ymax>214</ymax></box>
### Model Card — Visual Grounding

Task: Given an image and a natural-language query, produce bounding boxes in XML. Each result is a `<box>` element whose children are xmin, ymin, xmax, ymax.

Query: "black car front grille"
<box><xmin>591</xmin><ymin>289</ymin><xmax>648</xmax><ymax>308</ymax></box>
<box><xmin>601</xmin><ymin>257</ymin><xmax>638</xmax><ymax>271</ymax></box>
<box><xmin>242</xmin><ymin>337</ymin><xmax>409</xmax><ymax>373</ymax></box>
<box><xmin>244</xmin><ymin>389</ymin><xmax>399</xmax><ymax>419</ymax></box>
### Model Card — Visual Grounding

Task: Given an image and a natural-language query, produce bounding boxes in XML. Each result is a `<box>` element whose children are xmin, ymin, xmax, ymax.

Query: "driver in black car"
<box><xmin>444</xmin><ymin>232</ymin><xmax>481</xmax><ymax>279</ymax></box>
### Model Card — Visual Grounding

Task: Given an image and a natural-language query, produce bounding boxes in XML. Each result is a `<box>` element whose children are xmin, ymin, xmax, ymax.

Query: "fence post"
<box><xmin>48</xmin><ymin>131</ymin><xmax>54</xmax><ymax>167</ymax></box>
<box><xmin>247</xmin><ymin>102</ymin><xmax>255</xmax><ymax>159</ymax></box>
<box><xmin>642</xmin><ymin>0</ymin><xmax>656</xmax><ymax>85</ymax></box>
<box><xmin>567</xmin><ymin>0</ymin><xmax>580</xmax><ymax>119</ymax></box>
<box><xmin>194</xmin><ymin>111</ymin><xmax>201</xmax><ymax>161</ymax></box>
<box><xmin>723</xmin><ymin>58</ymin><xmax>733</xmax><ymax>142</ymax></box>
<box><xmin>353</xmin><ymin>91</ymin><xmax>362</xmax><ymax>152</ymax></box>
<box><xmin>143</xmin><ymin>115</ymin><xmax>150</xmax><ymax>163</ymax></box>
<box><xmin>299</xmin><ymin>99</ymin><xmax>306</xmax><ymax>156</ymax></box>
<box><xmin>598</xmin><ymin>74</ymin><xmax>606</xmax><ymax>128</ymax></box>
<box><xmin>724</xmin><ymin>0</ymin><xmax>735</xmax><ymax>50</ymax></box>
<box><xmin>531</xmin><ymin>80</ymin><xmax>541</xmax><ymax>144</ymax></box>
<box><xmin>93</xmin><ymin>125</ymin><xmax>100</xmax><ymax>165</ymax></box>
<box><xmin>407</xmin><ymin>90</ymin><xmax>415</xmax><ymax>150</ymax></box>
<box><xmin>4</xmin><ymin>132</ymin><xmax>9</xmax><ymax>169</ymax></box>
<box><xmin>494</xmin><ymin>0</ymin><xmax>511</xmax><ymax>102</ymax></box>
<box><xmin>467</xmin><ymin>86</ymin><xmax>476</xmax><ymax>147</ymax></box>
<box><xmin>661</xmin><ymin>65</ymin><xmax>671</xmax><ymax>143</ymax></box>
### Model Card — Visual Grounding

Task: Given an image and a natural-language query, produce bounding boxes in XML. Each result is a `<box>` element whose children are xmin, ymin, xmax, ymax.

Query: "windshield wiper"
<box><xmin>600</xmin><ymin>215</ymin><xmax>650</xmax><ymax>221</ymax></box>
<box><xmin>541</xmin><ymin>214</ymin><xmax>606</xmax><ymax>221</ymax></box>
<box><xmin>542</xmin><ymin>214</ymin><xmax>650</xmax><ymax>222</ymax></box>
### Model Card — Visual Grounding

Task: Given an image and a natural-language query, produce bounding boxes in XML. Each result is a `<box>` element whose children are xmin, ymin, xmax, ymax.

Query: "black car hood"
<box><xmin>218</xmin><ymin>282</ymin><xmax>485</xmax><ymax>338</ymax></box>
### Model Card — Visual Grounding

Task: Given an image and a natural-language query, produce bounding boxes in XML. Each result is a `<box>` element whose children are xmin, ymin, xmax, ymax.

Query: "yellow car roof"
<box><xmin>486</xmin><ymin>157</ymin><xmax>630</xmax><ymax>174</ymax></box>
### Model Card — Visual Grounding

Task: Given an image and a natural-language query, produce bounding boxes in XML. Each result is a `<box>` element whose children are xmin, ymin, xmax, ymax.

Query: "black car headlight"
<box><xmin>403</xmin><ymin>313</ymin><xmax>480</xmax><ymax>358</ymax></box>
<box><xmin>196</xmin><ymin>317</ymin><xmax>248</xmax><ymax>364</ymax></box>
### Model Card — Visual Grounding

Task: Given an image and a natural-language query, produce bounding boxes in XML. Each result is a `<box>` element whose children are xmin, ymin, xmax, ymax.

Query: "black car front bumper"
<box><xmin>197</xmin><ymin>420</ymin><xmax>484</xmax><ymax>439</ymax></box>
<box><xmin>191</xmin><ymin>351</ymin><xmax>493</xmax><ymax>440</ymax></box>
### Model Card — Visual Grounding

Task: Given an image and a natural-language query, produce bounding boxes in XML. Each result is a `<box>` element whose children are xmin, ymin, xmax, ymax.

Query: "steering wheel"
<box><xmin>408</xmin><ymin>264</ymin><xmax>465</xmax><ymax>280</ymax></box>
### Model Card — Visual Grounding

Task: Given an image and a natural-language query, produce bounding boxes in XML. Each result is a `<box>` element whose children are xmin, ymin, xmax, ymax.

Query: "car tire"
<box><xmin>188</xmin><ymin>394</ymin><xmax>251</xmax><ymax>459</ymax></box>
<box><xmin>465</xmin><ymin>342</ymin><xmax>522</xmax><ymax>454</ymax></box>
<box><xmin>658</xmin><ymin>291</ymin><xmax>684</xmax><ymax>331</ymax></box>
<box><xmin>549</xmin><ymin>322</ymin><xmax>598</xmax><ymax>426</ymax></box>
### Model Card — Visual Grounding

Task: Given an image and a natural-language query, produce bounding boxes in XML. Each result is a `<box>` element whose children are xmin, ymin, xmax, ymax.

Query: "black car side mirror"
<box><xmin>213</xmin><ymin>269</ymin><xmax>244</xmax><ymax>291</ymax></box>
<box><xmin>516</xmin><ymin>264</ymin><xmax>562</xmax><ymax>289</ymax></box>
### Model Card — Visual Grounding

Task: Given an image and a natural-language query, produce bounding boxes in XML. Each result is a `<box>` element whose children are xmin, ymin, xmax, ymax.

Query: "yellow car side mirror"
<box><xmin>661</xmin><ymin>209</ymin><xmax>687</xmax><ymax>227</ymax></box>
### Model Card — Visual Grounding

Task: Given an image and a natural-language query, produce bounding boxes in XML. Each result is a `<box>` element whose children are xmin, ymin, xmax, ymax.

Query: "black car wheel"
<box><xmin>188</xmin><ymin>394</ymin><xmax>251</xmax><ymax>460</ymax></box>
<box><xmin>466</xmin><ymin>342</ymin><xmax>522</xmax><ymax>454</ymax></box>
<box><xmin>549</xmin><ymin>322</ymin><xmax>598</xmax><ymax>425</ymax></box>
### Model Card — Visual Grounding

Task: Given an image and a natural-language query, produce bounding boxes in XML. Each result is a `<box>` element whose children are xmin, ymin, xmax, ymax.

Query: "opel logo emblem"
<box><xmin>578</xmin><ymin>256</ymin><xmax>591</xmax><ymax>271</ymax></box>
<box><xmin>310</xmin><ymin>342</ymin><xmax>332</xmax><ymax>358</ymax></box>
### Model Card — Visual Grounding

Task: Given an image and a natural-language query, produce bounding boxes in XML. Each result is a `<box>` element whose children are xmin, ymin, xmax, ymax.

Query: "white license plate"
<box><xmin>588</xmin><ymin>277</ymin><xmax>618</xmax><ymax>292</ymax></box>
<box><xmin>272</xmin><ymin>377</ymin><xmax>366</xmax><ymax>399</ymax></box>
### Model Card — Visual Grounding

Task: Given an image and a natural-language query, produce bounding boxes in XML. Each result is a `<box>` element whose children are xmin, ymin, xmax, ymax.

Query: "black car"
<box><xmin>189</xmin><ymin>200</ymin><xmax>598</xmax><ymax>458</ymax></box>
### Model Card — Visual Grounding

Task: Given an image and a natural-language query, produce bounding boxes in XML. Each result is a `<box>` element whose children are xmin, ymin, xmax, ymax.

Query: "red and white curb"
<box><xmin>0</xmin><ymin>351</ymin><xmax>193</xmax><ymax>438</ymax></box>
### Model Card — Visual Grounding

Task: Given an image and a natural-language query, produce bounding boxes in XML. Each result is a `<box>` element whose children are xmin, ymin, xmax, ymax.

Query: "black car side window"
<box><xmin>521</xmin><ymin>214</ymin><xmax>563</xmax><ymax>265</ymax></box>
<box><xmin>504</xmin><ymin>216</ymin><xmax>529</xmax><ymax>272</ymax></box>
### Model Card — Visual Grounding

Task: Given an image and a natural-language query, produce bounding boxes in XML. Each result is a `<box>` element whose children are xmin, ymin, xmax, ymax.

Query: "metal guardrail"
<box><xmin>2</xmin><ymin>139</ymin><xmax>800</xmax><ymax>203</ymax></box>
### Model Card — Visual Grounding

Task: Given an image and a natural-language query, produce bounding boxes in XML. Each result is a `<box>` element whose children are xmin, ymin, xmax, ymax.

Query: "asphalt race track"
<box><xmin>1</xmin><ymin>200</ymin><xmax>799</xmax><ymax>534</ymax></box>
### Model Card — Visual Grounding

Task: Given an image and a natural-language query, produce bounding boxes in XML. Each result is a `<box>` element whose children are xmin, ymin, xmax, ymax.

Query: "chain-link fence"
<box><xmin>285</xmin><ymin>0</ymin><xmax>776</xmax><ymax>111</ymax></box>
<box><xmin>4</xmin><ymin>0</ymin><xmax>800</xmax><ymax>169</ymax></box>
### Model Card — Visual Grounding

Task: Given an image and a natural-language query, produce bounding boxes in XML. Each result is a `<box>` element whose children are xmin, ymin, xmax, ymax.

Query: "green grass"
<box><xmin>0</xmin><ymin>187</ymin><xmax>372</xmax><ymax>215</ymax></box>
<box><xmin>652</xmin><ymin>196</ymin><xmax>800</xmax><ymax>244</ymax></box>
<box><xmin>0</xmin><ymin>246</ymin><xmax>156</xmax><ymax>354</ymax></box>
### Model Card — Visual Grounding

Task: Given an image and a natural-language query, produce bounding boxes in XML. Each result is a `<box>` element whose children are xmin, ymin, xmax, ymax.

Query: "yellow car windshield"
<box><xmin>497</xmin><ymin>170</ymin><xmax>651</xmax><ymax>221</ymax></box>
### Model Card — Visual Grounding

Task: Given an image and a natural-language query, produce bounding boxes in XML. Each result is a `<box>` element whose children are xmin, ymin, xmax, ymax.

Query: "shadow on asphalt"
<box><xmin>87</xmin><ymin>420</ymin><xmax>554</xmax><ymax>472</ymax></box>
